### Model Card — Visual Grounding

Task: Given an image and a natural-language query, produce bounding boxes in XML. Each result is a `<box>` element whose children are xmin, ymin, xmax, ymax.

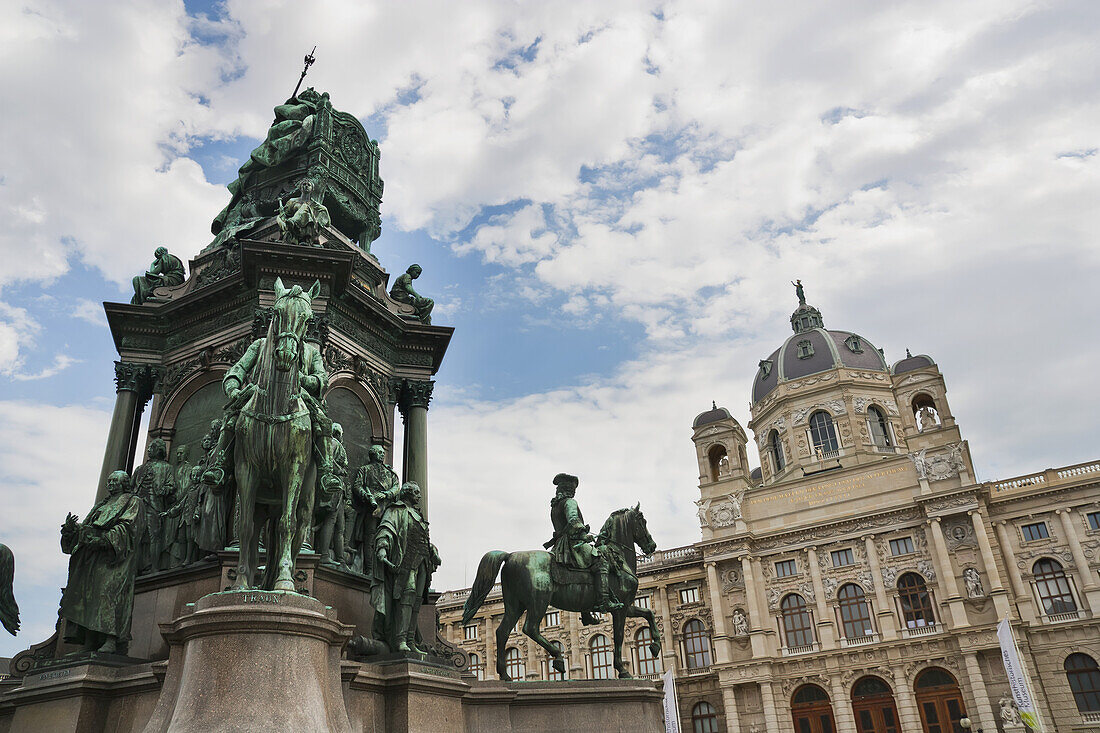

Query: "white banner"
<box><xmin>998</xmin><ymin>617</ymin><xmax>1043</xmax><ymax>731</ymax></box>
<box><xmin>662</xmin><ymin>668</ymin><xmax>681</xmax><ymax>733</ymax></box>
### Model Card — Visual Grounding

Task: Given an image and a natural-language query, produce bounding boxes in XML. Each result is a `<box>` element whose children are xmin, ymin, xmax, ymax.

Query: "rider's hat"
<box><xmin>553</xmin><ymin>473</ymin><xmax>579</xmax><ymax>489</ymax></box>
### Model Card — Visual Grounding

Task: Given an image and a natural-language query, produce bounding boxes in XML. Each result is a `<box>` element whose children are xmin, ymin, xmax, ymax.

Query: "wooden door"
<box><xmin>852</xmin><ymin>697</ymin><xmax>901</xmax><ymax>733</ymax></box>
<box><xmin>915</xmin><ymin>689</ymin><xmax>966</xmax><ymax>733</ymax></box>
<box><xmin>792</xmin><ymin>703</ymin><xmax>836</xmax><ymax>733</ymax></box>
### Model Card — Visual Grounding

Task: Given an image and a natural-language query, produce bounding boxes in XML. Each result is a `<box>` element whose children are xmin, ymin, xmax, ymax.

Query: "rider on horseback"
<box><xmin>544</xmin><ymin>473</ymin><xmax>622</xmax><ymax>612</ymax></box>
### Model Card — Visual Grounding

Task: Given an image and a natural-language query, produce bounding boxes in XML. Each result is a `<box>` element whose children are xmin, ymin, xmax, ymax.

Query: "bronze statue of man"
<box><xmin>389</xmin><ymin>264</ymin><xmax>434</xmax><ymax>324</ymax></box>
<box><xmin>131</xmin><ymin>246</ymin><xmax>185</xmax><ymax>305</ymax></box>
<box><xmin>314</xmin><ymin>422</ymin><xmax>349</xmax><ymax>568</ymax></box>
<box><xmin>370</xmin><ymin>482</ymin><xmax>439</xmax><ymax>653</ymax></box>
<box><xmin>351</xmin><ymin>444</ymin><xmax>400</xmax><ymax>572</ymax></box>
<box><xmin>59</xmin><ymin>470</ymin><xmax>146</xmax><ymax>654</ymax></box>
<box><xmin>195</xmin><ymin>419</ymin><xmax>230</xmax><ymax>557</ymax></box>
<box><xmin>277</xmin><ymin>178</ymin><xmax>331</xmax><ymax>246</ymax></box>
<box><xmin>132</xmin><ymin>438</ymin><xmax>175</xmax><ymax>572</ymax></box>
<box><xmin>544</xmin><ymin>473</ymin><xmax>621</xmax><ymax>612</ymax></box>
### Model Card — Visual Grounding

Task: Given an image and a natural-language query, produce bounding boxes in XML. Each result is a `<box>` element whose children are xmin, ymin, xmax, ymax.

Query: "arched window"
<box><xmin>838</xmin><ymin>583</ymin><xmax>874</xmax><ymax>639</ymax></box>
<box><xmin>791</xmin><ymin>684</ymin><xmax>835</xmax><ymax>732</ymax></box>
<box><xmin>468</xmin><ymin>652</ymin><xmax>485</xmax><ymax>680</ymax></box>
<box><xmin>897</xmin><ymin>573</ymin><xmax>935</xmax><ymax>628</ymax></box>
<box><xmin>708</xmin><ymin>444</ymin><xmax>729</xmax><ymax>480</ymax></box>
<box><xmin>547</xmin><ymin>640</ymin><xmax>566</xmax><ymax>680</ymax></box>
<box><xmin>635</xmin><ymin>627</ymin><xmax>661</xmax><ymax>676</ymax></box>
<box><xmin>867</xmin><ymin>406</ymin><xmax>892</xmax><ymax>449</ymax></box>
<box><xmin>505</xmin><ymin>646</ymin><xmax>525</xmax><ymax>681</ymax></box>
<box><xmin>682</xmin><ymin>619</ymin><xmax>712</xmax><ymax>669</ymax></box>
<box><xmin>793</xmin><ymin>684</ymin><xmax>831</xmax><ymax>705</ymax></box>
<box><xmin>914</xmin><ymin>668</ymin><xmax>967</xmax><ymax>731</ymax></box>
<box><xmin>1065</xmin><ymin>653</ymin><xmax>1100</xmax><ymax>712</ymax></box>
<box><xmin>768</xmin><ymin>429</ymin><xmax>785</xmax><ymax>471</ymax></box>
<box><xmin>691</xmin><ymin>701</ymin><xmax>720</xmax><ymax>733</ymax></box>
<box><xmin>1033</xmin><ymin>558</ymin><xmax>1077</xmax><ymax>614</ymax></box>
<box><xmin>852</xmin><ymin>676</ymin><xmax>901</xmax><ymax>733</ymax></box>
<box><xmin>809</xmin><ymin>411</ymin><xmax>839</xmax><ymax>457</ymax></box>
<box><xmin>915</xmin><ymin>668</ymin><xmax>958</xmax><ymax>689</ymax></box>
<box><xmin>781</xmin><ymin>594</ymin><xmax>814</xmax><ymax>648</ymax></box>
<box><xmin>590</xmin><ymin>634</ymin><xmax>613</xmax><ymax>679</ymax></box>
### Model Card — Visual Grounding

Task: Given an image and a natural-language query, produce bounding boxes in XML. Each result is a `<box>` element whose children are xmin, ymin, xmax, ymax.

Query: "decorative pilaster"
<box><xmin>928</xmin><ymin>518</ymin><xmax>968</xmax><ymax>628</ymax></box>
<box><xmin>993</xmin><ymin>520</ymin><xmax>1036</xmax><ymax>622</ymax></box>
<box><xmin>759</xmin><ymin>680</ymin><xmax>782</xmax><ymax>733</ymax></box>
<box><xmin>829</xmin><ymin>675</ymin><xmax>857</xmax><ymax>733</ymax></box>
<box><xmin>398</xmin><ymin>379</ymin><xmax>433</xmax><ymax>517</ymax></box>
<box><xmin>806</xmin><ymin>547</ymin><xmax>835</xmax><ymax>648</ymax></box>
<box><xmin>863</xmin><ymin>535</ymin><xmax>897</xmax><ymax>639</ymax></box>
<box><xmin>1057</xmin><ymin>508</ymin><xmax>1100</xmax><ymax>611</ymax></box>
<box><xmin>96</xmin><ymin>361</ymin><xmax>156</xmax><ymax>501</ymax></box>
<box><xmin>962</xmin><ymin>652</ymin><xmax>998</xmax><ymax>731</ymax></box>
<box><xmin>720</xmin><ymin>685</ymin><xmax>741</xmax><ymax>733</ymax></box>
<box><xmin>969</xmin><ymin>510</ymin><xmax>1012</xmax><ymax>617</ymax></box>
<box><xmin>741</xmin><ymin>556</ymin><xmax>769</xmax><ymax>657</ymax></box>
<box><xmin>705</xmin><ymin>561</ymin><xmax>731</xmax><ymax>664</ymax></box>
<box><xmin>891</xmin><ymin>666</ymin><xmax>923</xmax><ymax>732</ymax></box>
<box><xmin>652</xmin><ymin>585</ymin><xmax>677</xmax><ymax>674</ymax></box>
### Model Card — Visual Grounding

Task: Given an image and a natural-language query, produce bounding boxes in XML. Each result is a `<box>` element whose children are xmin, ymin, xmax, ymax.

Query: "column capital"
<box><xmin>114</xmin><ymin>361</ymin><xmax>157</xmax><ymax>401</ymax></box>
<box><xmin>397</xmin><ymin>378</ymin><xmax>434</xmax><ymax>414</ymax></box>
<box><xmin>861</xmin><ymin>534</ymin><xmax>875</xmax><ymax>542</ymax></box>
<box><xmin>705</xmin><ymin>560</ymin><xmax>717</xmax><ymax>570</ymax></box>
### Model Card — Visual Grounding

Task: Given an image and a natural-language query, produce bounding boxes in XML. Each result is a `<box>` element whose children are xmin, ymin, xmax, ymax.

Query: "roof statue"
<box><xmin>791</xmin><ymin>278</ymin><xmax>806</xmax><ymax>305</ymax></box>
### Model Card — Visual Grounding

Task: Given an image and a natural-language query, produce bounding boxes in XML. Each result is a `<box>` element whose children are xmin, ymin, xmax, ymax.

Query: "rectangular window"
<box><xmin>1087</xmin><ymin>511</ymin><xmax>1100</xmax><ymax>531</ymax></box>
<box><xmin>1021</xmin><ymin>522</ymin><xmax>1049</xmax><ymax>542</ymax></box>
<box><xmin>463</xmin><ymin>624</ymin><xmax>478</xmax><ymax>640</ymax></box>
<box><xmin>889</xmin><ymin>537</ymin><xmax>915</xmax><ymax>556</ymax></box>
<box><xmin>775</xmin><ymin>559</ymin><xmax>797</xmax><ymax>577</ymax></box>
<box><xmin>635</xmin><ymin>595</ymin><xmax>650</xmax><ymax>610</ymax></box>
<box><xmin>680</xmin><ymin>587</ymin><xmax>699</xmax><ymax>604</ymax></box>
<box><xmin>831</xmin><ymin>549</ymin><xmax>855</xmax><ymax>567</ymax></box>
<box><xmin>544</xmin><ymin>611</ymin><xmax>560</xmax><ymax>627</ymax></box>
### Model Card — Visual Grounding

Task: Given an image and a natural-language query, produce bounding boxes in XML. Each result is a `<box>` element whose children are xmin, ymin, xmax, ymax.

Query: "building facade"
<box><xmin>437</xmin><ymin>291</ymin><xmax>1100</xmax><ymax>733</ymax></box>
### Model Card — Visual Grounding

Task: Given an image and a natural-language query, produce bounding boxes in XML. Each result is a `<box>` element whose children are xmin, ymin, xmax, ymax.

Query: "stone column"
<box><xmin>969</xmin><ymin>510</ymin><xmax>1011</xmax><ymax>617</ymax></box>
<box><xmin>759</xmin><ymin>680</ymin><xmax>783</xmax><ymax>733</ymax></box>
<box><xmin>484</xmin><ymin>613</ymin><xmax>497</xmax><ymax>678</ymax></box>
<box><xmin>863</xmin><ymin>535</ymin><xmax>896</xmax><ymax>639</ymax></box>
<box><xmin>741</xmin><ymin>556</ymin><xmax>769</xmax><ymax>657</ymax></box>
<box><xmin>806</xmin><ymin>547</ymin><xmax>835</xmax><ymax>648</ymax></box>
<box><xmin>96</xmin><ymin>361</ymin><xmax>154</xmax><ymax>501</ymax></box>
<box><xmin>890</xmin><ymin>666</ymin><xmax>922</xmax><ymax>732</ymax></box>
<box><xmin>993</xmin><ymin>520</ymin><xmax>1036</xmax><ymax>622</ymax></box>
<box><xmin>928</xmin><ymin>518</ymin><xmax>968</xmax><ymax>628</ymax></box>
<box><xmin>705</xmin><ymin>561</ymin><xmax>731</xmax><ymax>664</ymax></box>
<box><xmin>962</xmin><ymin>652</ymin><xmax>997</xmax><ymax>731</ymax></box>
<box><xmin>568</xmin><ymin>608</ymin><xmax>584</xmax><ymax>679</ymax></box>
<box><xmin>1057</xmin><ymin>508</ymin><xmax>1100</xmax><ymax>611</ymax></box>
<box><xmin>829</xmin><ymin>674</ymin><xmax>856</xmax><ymax>733</ymax></box>
<box><xmin>721</xmin><ymin>684</ymin><xmax>741</xmax><ymax>733</ymax></box>
<box><xmin>525</xmin><ymin>638</ymin><xmax>539</xmax><ymax>680</ymax></box>
<box><xmin>398</xmin><ymin>379</ymin><xmax>433</xmax><ymax>517</ymax></box>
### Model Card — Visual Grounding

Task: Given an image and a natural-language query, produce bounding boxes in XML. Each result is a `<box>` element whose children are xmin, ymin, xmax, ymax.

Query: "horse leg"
<box><xmin>626</xmin><ymin>604</ymin><xmax>662</xmax><ymax>659</ymax></box>
<box><xmin>260</xmin><ymin>510</ymin><xmax>279</xmax><ymax>591</ymax></box>
<box><xmin>233</xmin><ymin>462</ymin><xmax>258</xmax><ymax>591</ymax></box>
<box><xmin>521</xmin><ymin>598</ymin><xmax>566</xmax><ymax>676</ymax></box>
<box><xmin>273</xmin><ymin>447</ymin><xmax>308</xmax><ymax>592</ymax></box>
<box><xmin>495</xmin><ymin>601</ymin><xmax>524</xmax><ymax>681</ymax></box>
<box><xmin>611</xmin><ymin>608</ymin><xmax>631</xmax><ymax>678</ymax></box>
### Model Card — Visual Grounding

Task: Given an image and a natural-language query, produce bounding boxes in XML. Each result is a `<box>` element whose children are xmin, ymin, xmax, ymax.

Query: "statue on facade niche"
<box><xmin>351</xmin><ymin>444</ymin><xmax>401</xmax><ymax>574</ymax></box>
<box><xmin>0</xmin><ymin>543</ymin><xmax>18</xmax><ymax>635</ymax></box>
<box><xmin>732</xmin><ymin>609</ymin><xmax>748</xmax><ymax>636</ymax></box>
<box><xmin>919</xmin><ymin>406</ymin><xmax>938</xmax><ymax>431</ymax></box>
<box><xmin>314</xmin><ymin>422</ymin><xmax>349</xmax><ymax>568</ymax></box>
<box><xmin>277</xmin><ymin>178</ymin><xmax>331</xmax><ymax>246</ymax></box>
<box><xmin>59</xmin><ymin>470</ymin><xmax>145</xmax><ymax>654</ymax></box>
<box><xmin>132</xmin><ymin>438</ymin><xmax>175</xmax><ymax>573</ymax></box>
<box><xmin>389</xmin><ymin>264</ymin><xmax>434</xmax><ymax>324</ymax></box>
<box><xmin>462</xmin><ymin>474</ymin><xmax>659</xmax><ymax>680</ymax></box>
<box><xmin>1000</xmin><ymin>695</ymin><xmax>1021</xmax><ymax>725</ymax></box>
<box><xmin>964</xmin><ymin>567</ymin><xmax>985</xmax><ymax>598</ymax></box>
<box><xmin>131</xmin><ymin>247</ymin><xmax>185</xmax><ymax>305</ymax></box>
<box><xmin>370</xmin><ymin>482</ymin><xmax>439</xmax><ymax>653</ymax></box>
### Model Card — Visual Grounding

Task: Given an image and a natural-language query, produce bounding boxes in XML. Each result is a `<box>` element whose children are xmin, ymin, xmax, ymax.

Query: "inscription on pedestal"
<box><xmin>240</xmin><ymin>592</ymin><xmax>281</xmax><ymax>605</ymax></box>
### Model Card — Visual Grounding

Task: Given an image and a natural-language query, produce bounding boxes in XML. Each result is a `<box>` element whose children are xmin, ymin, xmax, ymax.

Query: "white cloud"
<box><xmin>70</xmin><ymin>298</ymin><xmax>108</xmax><ymax>328</ymax></box>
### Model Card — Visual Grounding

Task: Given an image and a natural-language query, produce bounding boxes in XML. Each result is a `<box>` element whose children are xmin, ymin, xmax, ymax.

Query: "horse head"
<box><xmin>629</xmin><ymin>503</ymin><xmax>657</xmax><ymax>556</ymax></box>
<box><xmin>270</xmin><ymin>277</ymin><xmax>320</xmax><ymax>372</ymax></box>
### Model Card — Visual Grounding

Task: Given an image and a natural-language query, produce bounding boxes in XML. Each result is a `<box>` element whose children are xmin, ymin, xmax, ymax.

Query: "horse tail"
<box><xmin>462</xmin><ymin>550</ymin><xmax>509</xmax><ymax>624</ymax></box>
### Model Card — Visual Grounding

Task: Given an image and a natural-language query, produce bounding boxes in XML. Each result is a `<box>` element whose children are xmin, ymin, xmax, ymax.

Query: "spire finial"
<box><xmin>791</xmin><ymin>279</ymin><xmax>806</xmax><ymax>305</ymax></box>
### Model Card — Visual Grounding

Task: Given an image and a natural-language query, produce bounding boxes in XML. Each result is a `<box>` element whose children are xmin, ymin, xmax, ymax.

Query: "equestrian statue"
<box><xmin>462</xmin><ymin>473</ymin><xmax>660</xmax><ymax>680</ymax></box>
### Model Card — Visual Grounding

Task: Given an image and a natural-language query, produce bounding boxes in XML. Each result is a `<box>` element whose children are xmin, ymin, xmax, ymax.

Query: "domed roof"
<box><xmin>892</xmin><ymin>350</ymin><xmax>936</xmax><ymax>375</ymax></box>
<box><xmin>752</xmin><ymin>284</ymin><xmax>888</xmax><ymax>405</ymax></box>
<box><xmin>693</xmin><ymin>401</ymin><xmax>733</xmax><ymax>428</ymax></box>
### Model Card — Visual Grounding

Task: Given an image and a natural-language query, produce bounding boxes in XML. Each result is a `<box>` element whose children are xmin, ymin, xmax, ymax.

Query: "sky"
<box><xmin>1</xmin><ymin>0</ymin><xmax>1099</xmax><ymax>656</ymax></box>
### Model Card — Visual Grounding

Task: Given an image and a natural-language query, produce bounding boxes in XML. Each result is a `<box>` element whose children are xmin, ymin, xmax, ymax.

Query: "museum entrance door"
<box><xmin>914</xmin><ymin>668</ymin><xmax>968</xmax><ymax>733</ymax></box>
<box><xmin>850</xmin><ymin>676</ymin><xmax>900</xmax><ymax>733</ymax></box>
<box><xmin>791</xmin><ymin>684</ymin><xmax>837</xmax><ymax>733</ymax></box>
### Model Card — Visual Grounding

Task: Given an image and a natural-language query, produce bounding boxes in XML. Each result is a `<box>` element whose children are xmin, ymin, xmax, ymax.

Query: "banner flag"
<box><xmin>998</xmin><ymin>617</ymin><xmax>1043</xmax><ymax>731</ymax></box>
<box><xmin>663</xmin><ymin>668</ymin><xmax>681</xmax><ymax>733</ymax></box>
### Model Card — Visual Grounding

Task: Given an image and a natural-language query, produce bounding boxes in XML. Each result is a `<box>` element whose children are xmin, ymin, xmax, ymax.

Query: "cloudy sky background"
<box><xmin>1</xmin><ymin>0</ymin><xmax>1098</xmax><ymax>655</ymax></box>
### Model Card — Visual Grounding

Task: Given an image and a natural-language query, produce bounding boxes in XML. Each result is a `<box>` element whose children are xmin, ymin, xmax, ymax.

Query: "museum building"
<box><xmin>438</xmin><ymin>291</ymin><xmax>1100</xmax><ymax>732</ymax></box>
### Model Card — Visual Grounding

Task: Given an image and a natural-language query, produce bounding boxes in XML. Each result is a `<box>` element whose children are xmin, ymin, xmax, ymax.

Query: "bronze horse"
<box><xmin>463</xmin><ymin>504</ymin><xmax>659</xmax><ymax>680</ymax></box>
<box><xmin>232</xmin><ymin>278</ymin><xmax>319</xmax><ymax>591</ymax></box>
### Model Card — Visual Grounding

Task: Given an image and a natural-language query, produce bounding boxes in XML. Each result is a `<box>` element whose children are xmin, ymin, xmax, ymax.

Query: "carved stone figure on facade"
<box><xmin>276</xmin><ymin>178</ymin><xmax>331</xmax><ymax>246</ymax></box>
<box><xmin>131</xmin><ymin>246</ymin><xmax>185</xmax><ymax>305</ymax></box>
<box><xmin>919</xmin><ymin>406</ymin><xmax>938</xmax><ymax>431</ymax></box>
<box><xmin>0</xmin><ymin>543</ymin><xmax>18</xmax><ymax>635</ymax></box>
<box><xmin>314</xmin><ymin>422</ymin><xmax>349</xmax><ymax>568</ymax></box>
<box><xmin>132</xmin><ymin>438</ymin><xmax>175</xmax><ymax>573</ymax></box>
<box><xmin>352</xmin><ymin>444</ymin><xmax>401</xmax><ymax>574</ymax></box>
<box><xmin>907</xmin><ymin>444</ymin><xmax>966</xmax><ymax>482</ymax></box>
<box><xmin>963</xmin><ymin>567</ymin><xmax>985</xmax><ymax>598</ymax></box>
<box><xmin>59</xmin><ymin>470</ymin><xmax>145</xmax><ymax>654</ymax></box>
<box><xmin>389</xmin><ymin>264</ymin><xmax>434</xmax><ymax>324</ymax></box>
<box><xmin>370</xmin><ymin>482</ymin><xmax>439</xmax><ymax>653</ymax></box>
<box><xmin>1000</xmin><ymin>695</ymin><xmax>1021</xmax><ymax>725</ymax></box>
<box><xmin>709</xmin><ymin>491</ymin><xmax>745</xmax><ymax>528</ymax></box>
<box><xmin>545</xmin><ymin>473</ymin><xmax>621</xmax><ymax>612</ymax></box>
<box><xmin>732</xmin><ymin>609</ymin><xmax>748</xmax><ymax>636</ymax></box>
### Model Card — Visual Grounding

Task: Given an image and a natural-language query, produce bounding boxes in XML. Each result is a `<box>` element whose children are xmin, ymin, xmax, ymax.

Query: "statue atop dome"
<box><xmin>792</xmin><ymin>278</ymin><xmax>806</xmax><ymax>305</ymax></box>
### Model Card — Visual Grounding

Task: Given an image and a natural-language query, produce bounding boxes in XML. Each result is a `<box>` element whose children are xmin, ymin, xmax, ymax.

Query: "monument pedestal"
<box><xmin>141</xmin><ymin>590</ymin><xmax>354</xmax><ymax>733</ymax></box>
